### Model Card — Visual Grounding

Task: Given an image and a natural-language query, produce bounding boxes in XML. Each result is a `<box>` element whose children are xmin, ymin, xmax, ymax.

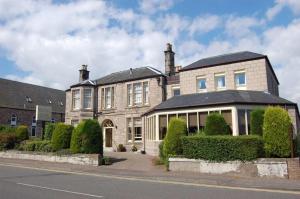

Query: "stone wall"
<box><xmin>169</xmin><ymin>157</ymin><xmax>292</xmax><ymax>179</ymax></box>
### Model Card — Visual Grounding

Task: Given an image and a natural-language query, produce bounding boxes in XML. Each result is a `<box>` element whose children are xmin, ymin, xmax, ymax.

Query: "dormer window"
<box><xmin>235</xmin><ymin>71</ymin><xmax>246</xmax><ymax>89</ymax></box>
<box><xmin>26</xmin><ymin>96</ymin><xmax>32</xmax><ymax>103</ymax></box>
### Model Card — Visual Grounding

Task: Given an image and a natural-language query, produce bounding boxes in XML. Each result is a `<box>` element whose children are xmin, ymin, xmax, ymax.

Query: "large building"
<box><xmin>0</xmin><ymin>78</ymin><xmax>65</xmax><ymax>137</ymax></box>
<box><xmin>65</xmin><ymin>43</ymin><xmax>300</xmax><ymax>155</ymax></box>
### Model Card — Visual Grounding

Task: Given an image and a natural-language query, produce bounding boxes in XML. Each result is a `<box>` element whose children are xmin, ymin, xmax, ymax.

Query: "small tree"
<box><xmin>204</xmin><ymin>113</ymin><xmax>230</xmax><ymax>135</ymax></box>
<box><xmin>250</xmin><ymin>109</ymin><xmax>265</xmax><ymax>136</ymax></box>
<box><xmin>44</xmin><ymin>123</ymin><xmax>56</xmax><ymax>140</ymax></box>
<box><xmin>163</xmin><ymin>118</ymin><xmax>187</xmax><ymax>157</ymax></box>
<box><xmin>70</xmin><ymin>119</ymin><xmax>102</xmax><ymax>154</ymax></box>
<box><xmin>16</xmin><ymin>125</ymin><xmax>29</xmax><ymax>141</ymax></box>
<box><xmin>263</xmin><ymin>106</ymin><xmax>291</xmax><ymax>157</ymax></box>
<box><xmin>51</xmin><ymin>123</ymin><xmax>73</xmax><ymax>151</ymax></box>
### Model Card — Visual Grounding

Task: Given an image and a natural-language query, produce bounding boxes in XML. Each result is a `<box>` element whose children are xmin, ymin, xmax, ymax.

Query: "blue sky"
<box><xmin>0</xmin><ymin>0</ymin><xmax>300</xmax><ymax>104</ymax></box>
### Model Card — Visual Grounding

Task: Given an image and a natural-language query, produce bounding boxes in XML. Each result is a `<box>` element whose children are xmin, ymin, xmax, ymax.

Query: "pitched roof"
<box><xmin>144</xmin><ymin>90</ymin><xmax>297</xmax><ymax>115</ymax></box>
<box><xmin>0</xmin><ymin>78</ymin><xmax>65</xmax><ymax>113</ymax></box>
<box><xmin>181</xmin><ymin>51</ymin><xmax>266</xmax><ymax>71</ymax></box>
<box><xmin>95</xmin><ymin>67</ymin><xmax>164</xmax><ymax>86</ymax></box>
<box><xmin>70</xmin><ymin>80</ymin><xmax>96</xmax><ymax>88</ymax></box>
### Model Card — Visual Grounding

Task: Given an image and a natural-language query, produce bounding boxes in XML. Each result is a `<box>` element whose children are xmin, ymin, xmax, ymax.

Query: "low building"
<box><xmin>0</xmin><ymin>78</ymin><xmax>65</xmax><ymax>137</ymax></box>
<box><xmin>65</xmin><ymin>44</ymin><xmax>300</xmax><ymax>155</ymax></box>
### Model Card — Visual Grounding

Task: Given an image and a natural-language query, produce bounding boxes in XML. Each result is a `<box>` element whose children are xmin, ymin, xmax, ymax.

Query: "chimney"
<box><xmin>79</xmin><ymin>64</ymin><xmax>89</xmax><ymax>82</ymax></box>
<box><xmin>164</xmin><ymin>43</ymin><xmax>175</xmax><ymax>76</ymax></box>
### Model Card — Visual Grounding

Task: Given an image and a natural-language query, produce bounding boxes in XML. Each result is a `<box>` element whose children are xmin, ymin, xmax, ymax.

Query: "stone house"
<box><xmin>0</xmin><ymin>78</ymin><xmax>65</xmax><ymax>137</ymax></box>
<box><xmin>65</xmin><ymin>43</ymin><xmax>300</xmax><ymax>155</ymax></box>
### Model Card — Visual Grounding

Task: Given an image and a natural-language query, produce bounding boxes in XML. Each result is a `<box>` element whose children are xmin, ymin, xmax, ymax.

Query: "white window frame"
<box><xmin>72</xmin><ymin>89</ymin><xmax>80</xmax><ymax>110</ymax></box>
<box><xmin>11</xmin><ymin>114</ymin><xmax>17</xmax><ymax>126</ymax></box>
<box><xmin>215</xmin><ymin>73</ymin><xmax>226</xmax><ymax>90</ymax></box>
<box><xmin>143</xmin><ymin>82</ymin><xmax>149</xmax><ymax>105</ymax></box>
<box><xmin>127</xmin><ymin>84</ymin><xmax>133</xmax><ymax>106</ymax></box>
<box><xmin>235</xmin><ymin>70</ymin><xmax>247</xmax><ymax>90</ymax></box>
<box><xmin>196</xmin><ymin>76</ymin><xmax>207</xmax><ymax>92</ymax></box>
<box><xmin>172</xmin><ymin>86</ymin><xmax>180</xmax><ymax>96</ymax></box>
<box><xmin>133</xmin><ymin>83</ymin><xmax>142</xmax><ymax>105</ymax></box>
<box><xmin>32</xmin><ymin>116</ymin><xmax>36</xmax><ymax>127</ymax></box>
<box><xmin>105</xmin><ymin>87</ymin><xmax>112</xmax><ymax>109</ymax></box>
<box><xmin>83</xmin><ymin>88</ymin><xmax>92</xmax><ymax>109</ymax></box>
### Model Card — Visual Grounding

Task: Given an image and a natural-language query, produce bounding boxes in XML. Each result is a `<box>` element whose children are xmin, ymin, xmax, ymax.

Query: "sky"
<box><xmin>0</xmin><ymin>0</ymin><xmax>300</xmax><ymax>105</ymax></box>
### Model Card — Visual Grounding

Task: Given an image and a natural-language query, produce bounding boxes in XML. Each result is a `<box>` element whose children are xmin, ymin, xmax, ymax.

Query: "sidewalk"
<box><xmin>0</xmin><ymin>156</ymin><xmax>300</xmax><ymax>192</ymax></box>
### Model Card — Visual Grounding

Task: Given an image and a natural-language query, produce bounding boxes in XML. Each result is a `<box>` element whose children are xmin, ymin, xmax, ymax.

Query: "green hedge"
<box><xmin>44</xmin><ymin>123</ymin><xmax>56</xmax><ymax>140</ymax></box>
<box><xmin>250</xmin><ymin>109</ymin><xmax>265</xmax><ymax>136</ymax></box>
<box><xmin>0</xmin><ymin>125</ymin><xmax>16</xmax><ymax>134</ymax></box>
<box><xmin>163</xmin><ymin>118</ymin><xmax>187</xmax><ymax>157</ymax></box>
<box><xmin>16</xmin><ymin>125</ymin><xmax>29</xmax><ymax>142</ymax></box>
<box><xmin>51</xmin><ymin>123</ymin><xmax>73</xmax><ymax>151</ymax></box>
<box><xmin>70</xmin><ymin>119</ymin><xmax>102</xmax><ymax>154</ymax></box>
<box><xmin>19</xmin><ymin>140</ymin><xmax>53</xmax><ymax>152</ymax></box>
<box><xmin>182</xmin><ymin>135</ymin><xmax>264</xmax><ymax>161</ymax></box>
<box><xmin>204</xmin><ymin>113</ymin><xmax>230</xmax><ymax>135</ymax></box>
<box><xmin>263</xmin><ymin>107</ymin><xmax>292</xmax><ymax>157</ymax></box>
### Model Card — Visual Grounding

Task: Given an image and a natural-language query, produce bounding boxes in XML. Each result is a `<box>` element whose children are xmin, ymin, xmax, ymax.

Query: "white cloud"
<box><xmin>189</xmin><ymin>15</ymin><xmax>221</xmax><ymax>36</ymax></box>
<box><xmin>139</xmin><ymin>0</ymin><xmax>175</xmax><ymax>14</ymax></box>
<box><xmin>266</xmin><ymin>0</ymin><xmax>300</xmax><ymax>20</ymax></box>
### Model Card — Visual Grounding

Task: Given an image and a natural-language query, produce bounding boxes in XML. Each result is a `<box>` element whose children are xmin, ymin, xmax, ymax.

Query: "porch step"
<box><xmin>287</xmin><ymin>158</ymin><xmax>300</xmax><ymax>180</ymax></box>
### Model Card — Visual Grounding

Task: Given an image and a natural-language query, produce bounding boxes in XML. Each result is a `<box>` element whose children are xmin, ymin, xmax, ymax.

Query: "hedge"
<box><xmin>204</xmin><ymin>113</ymin><xmax>230</xmax><ymax>135</ymax></box>
<box><xmin>163</xmin><ymin>118</ymin><xmax>187</xmax><ymax>157</ymax></box>
<box><xmin>250</xmin><ymin>109</ymin><xmax>265</xmax><ymax>136</ymax></box>
<box><xmin>16</xmin><ymin>125</ymin><xmax>29</xmax><ymax>142</ymax></box>
<box><xmin>51</xmin><ymin>123</ymin><xmax>73</xmax><ymax>151</ymax></box>
<box><xmin>70</xmin><ymin>119</ymin><xmax>102</xmax><ymax>154</ymax></box>
<box><xmin>0</xmin><ymin>125</ymin><xmax>16</xmax><ymax>134</ymax></box>
<box><xmin>19</xmin><ymin>140</ymin><xmax>53</xmax><ymax>152</ymax></box>
<box><xmin>44</xmin><ymin>123</ymin><xmax>56</xmax><ymax>140</ymax></box>
<box><xmin>263</xmin><ymin>107</ymin><xmax>292</xmax><ymax>157</ymax></box>
<box><xmin>182</xmin><ymin>135</ymin><xmax>264</xmax><ymax>162</ymax></box>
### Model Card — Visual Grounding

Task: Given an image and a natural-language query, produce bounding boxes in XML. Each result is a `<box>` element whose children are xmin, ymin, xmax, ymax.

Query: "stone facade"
<box><xmin>179</xmin><ymin>58</ymin><xmax>279</xmax><ymax>96</ymax></box>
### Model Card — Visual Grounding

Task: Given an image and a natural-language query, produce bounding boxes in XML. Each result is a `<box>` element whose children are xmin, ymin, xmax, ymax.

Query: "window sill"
<box><xmin>126</xmin><ymin>104</ymin><xmax>150</xmax><ymax>109</ymax></box>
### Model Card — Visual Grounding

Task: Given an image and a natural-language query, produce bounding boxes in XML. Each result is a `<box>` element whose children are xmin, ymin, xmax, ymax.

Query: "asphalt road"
<box><xmin>0</xmin><ymin>164</ymin><xmax>299</xmax><ymax>199</ymax></box>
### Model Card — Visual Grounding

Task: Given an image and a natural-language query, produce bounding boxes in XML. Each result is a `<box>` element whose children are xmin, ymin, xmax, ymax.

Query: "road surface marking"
<box><xmin>17</xmin><ymin>182</ymin><xmax>103</xmax><ymax>198</ymax></box>
<box><xmin>1</xmin><ymin>162</ymin><xmax>300</xmax><ymax>196</ymax></box>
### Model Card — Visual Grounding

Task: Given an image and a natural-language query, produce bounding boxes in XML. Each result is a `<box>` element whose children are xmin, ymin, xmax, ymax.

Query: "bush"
<box><xmin>0</xmin><ymin>125</ymin><xmax>16</xmax><ymax>134</ymax></box>
<box><xmin>159</xmin><ymin>141</ymin><xmax>165</xmax><ymax>160</ymax></box>
<box><xmin>163</xmin><ymin>118</ymin><xmax>187</xmax><ymax>157</ymax></box>
<box><xmin>296</xmin><ymin>134</ymin><xmax>300</xmax><ymax>156</ymax></box>
<box><xmin>70</xmin><ymin>119</ymin><xmax>102</xmax><ymax>154</ymax></box>
<box><xmin>16</xmin><ymin>125</ymin><xmax>29</xmax><ymax>142</ymax></box>
<box><xmin>44</xmin><ymin>123</ymin><xmax>56</xmax><ymax>140</ymax></box>
<box><xmin>19</xmin><ymin>140</ymin><xmax>53</xmax><ymax>152</ymax></box>
<box><xmin>182</xmin><ymin>135</ymin><xmax>264</xmax><ymax>162</ymax></box>
<box><xmin>250</xmin><ymin>109</ymin><xmax>265</xmax><ymax>136</ymax></box>
<box><xmin>51</xmin><ymin>123</ymin><xmax>73</xmax><ymax>151</ymax></box>
<box><xmin>131</xmin><ymin>145</ymin><xmax>137</xmax><ymax>152</ymax></box>
<box><xmin>263</xmin><ymin>107</ymin><xmax>292</xmax><ymax>157</ymax></box>
<box><xmin>204</xmin><ymin>113</ymin><xmax>230</xmax><ymax>135</ymax></box>
<box><xmin>0</xmin><ymin>133</ymin><xmax>17</xmax><ymax>150</ymax></box>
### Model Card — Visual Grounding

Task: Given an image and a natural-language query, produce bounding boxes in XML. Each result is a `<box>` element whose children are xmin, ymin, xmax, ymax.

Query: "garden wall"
<box><xmin>168</xmin><ymin>157</ymin><xmax>299</xmax><ymax>179</ymax></box>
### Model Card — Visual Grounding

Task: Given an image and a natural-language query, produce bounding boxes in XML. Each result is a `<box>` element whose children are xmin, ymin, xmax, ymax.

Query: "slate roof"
<box><xmin>181</xmin><ymin>51</ymin><xmax>266</xmax><ymax>71</ymax></box>
<box><xmin>70</xmin><ymin>80</ymin><xmax>96</xmax><ymax>88</ymax></box>
<box><xmin>0</xmin><ymin>78</ymin><xmax>65</xmax><ymax>113</ymax></box>
<box><xmin>95</xmin><ymin>67</ymin><xmax>164</xmax><ymax>86</ymax></box>
<box><xmin>144</xmin><ymin>90</ymin><xmax>297</xmax><ymax>115</ymax></box>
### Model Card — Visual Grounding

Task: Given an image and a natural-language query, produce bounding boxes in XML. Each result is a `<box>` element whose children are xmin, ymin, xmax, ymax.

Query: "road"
<box><xmin>0</xmin><ymin>164</ymin><xmax>299</xmax><ymax>199</ymax></box>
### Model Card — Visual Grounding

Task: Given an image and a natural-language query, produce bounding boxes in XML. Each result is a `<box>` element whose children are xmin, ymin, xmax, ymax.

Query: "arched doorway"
<box><xmin>102</xmin><ymin>119</ymin><xmax>114</xmax><ymax>148</ymax></box>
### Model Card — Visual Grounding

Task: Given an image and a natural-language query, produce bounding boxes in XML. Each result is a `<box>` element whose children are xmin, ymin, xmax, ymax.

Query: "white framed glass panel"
<box><xmin>105</xmin><ymin>87</ymin><xmax>111</xmax><ymax>109</ymax></box>
<box><xmin>127</xmin><ymin>84</ymin><xmax>132</xmax><ymax>106</ymax></box>
<box><xmin>134</xmin><ymin>118</ymin><xmax>142</xmax><ymax>141</ymax></box>
<box><xmin>197</xmin><ymin>78</ymin><xmax>207</xmax><ymax>92</ymax></box>
<box><xmin>83</xmin><ymin>88</ymin><xmax>92</xmax><ymax>109</ymax></box>
<box><xmin>143</xmin><ymin>82</ymin><xmax>149</xmax><ymax>104</ymax></box>
<box><xmin>72</xmin><ymin>89</ymin><xmax>80</xmax><ymax>110</ymax></box>
<box><xmin>127</xmin><ymin>118</ymin><xmax>132</xmax><ymax>142</ymax></box>
<box><xmin>172</xmin><ymin>87</ymin><xmax>180</xmax><ymax>96</ymax></box>
<box><xmin>235</xmin><ymin>72</ymin><xmax>246</xmax><ymax>88</ymax></box>
<box><xmin>133</xmin><ymin>83</ymin><xmax>142</xmax><ymax>105</ymax></box>
<box><xmin>215</xmin><ymin>74</ymin><xmax>226</xmax><ymax>90</ymax></box>
<box><xmin>11</xmin><ymin>114</ymin><xmax>17</xmax><ymax>126</ymax></box>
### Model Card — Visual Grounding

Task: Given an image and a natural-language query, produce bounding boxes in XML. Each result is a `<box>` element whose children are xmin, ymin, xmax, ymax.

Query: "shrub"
<box><xmin>44</xmin><ymin>123</ymin><xmax>56</xmax><ymax>140</ymax></box>
<box><xmin>117</xmin><ymin>144</ymin><xmax>126</xmax><ymax>152</ymax></box>
<box><xmin>182</xmin><ymin>135</ymin><xmax>264</xmax><ymax>162</ymax></box>
<box><xmin>0</xmin><ymin>133</ymin><xmax>17</xmax><ymax>150</ymax></box>
<box><xmin>204</xmin><ymin>113</ymin><xmax>230</xmax><ymax>135</ymax></box>
<box><xmin>250</xmin><ymin>109</ymin><xmax>265</xmax><ymax>136</ymax></box>
<box><xmin>263</xmin><ymin>107</ymin><xmax>292</xmax><ymax>157</ymax></box>
<box><xmin>0</xmin><ymin>125</ymin><xmax>16</xmax><ymax>134</ymax></box>
<box><xmin>51</xmin><ymin>123</ymin><xmax>73</xmax><ymax>151</ymax></box>
<box><xmin>70</xmin><ymin>119</ymin><xmax>102</xmax><ymax>154</ymax></box>
<box><xmin>159</xmin><ymin>141</ymin><xmax>165</xmax><ymax>160</ymax></box>
<box><xmin>16</xmin><ymin>125</ymin><xmax>29</xmax><ymax>142</ymax></box>
<box><xmin>163</xmin><ymin>118</ymin><xmax>187</xmax><ymax>157</ymax></box>
<box><xmin>131</xmin><ymin>145</ymin><xmax>137</xmax><ymax>152</ymax></box>
<box><xmin>19</xmin><ymin>140</ymin><xmax>52</xmax><ymax>152</ymax></box>
<box><xmin>296</xmin><ymin>133</ymin><xmax>300</xmax><ymax>156</ymax></box>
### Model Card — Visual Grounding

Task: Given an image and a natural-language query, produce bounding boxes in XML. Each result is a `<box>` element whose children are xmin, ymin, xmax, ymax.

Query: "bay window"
<box><xmin>83</xmin><ymin>88</ymin><xmax>92</xmax><ymax>109</ymax></box>
<box><xmin>72</xmin><ymin>89</ymin><xmax>80</xmax><ymax>110</ymax></box>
